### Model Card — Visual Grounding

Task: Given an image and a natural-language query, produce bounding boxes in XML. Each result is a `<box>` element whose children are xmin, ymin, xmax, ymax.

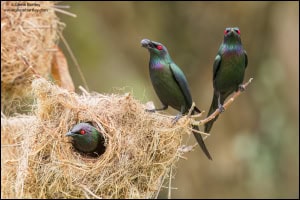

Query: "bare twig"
<box><xmin>187</xmin><ymin>102</ymin><xmax>195</xmax><ymax>117</ymax></box>
<box><xmin>192</xmin><ymin>78</ymin><xmax>253</xmax><ymax>127</ymax></box>
<box><xmin>190</xmin><ymin>111</ymin><xmax>204</xmax><ymax>119</ymax></box>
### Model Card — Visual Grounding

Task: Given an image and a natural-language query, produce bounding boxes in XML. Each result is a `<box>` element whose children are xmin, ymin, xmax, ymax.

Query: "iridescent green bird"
<box><xmin>66</xmin><ymin>122</ymin><xmax>105</xmax><ymax>156</ymax></box>
<box><xmin>141</xmin><ymin>39</ymin><xmax>212</xmax><ymax>160</ymax></box>
<box><xmin>205</xmin><ymin>27</ymin><xmax>248</xmax><ymax>133</ymax></box>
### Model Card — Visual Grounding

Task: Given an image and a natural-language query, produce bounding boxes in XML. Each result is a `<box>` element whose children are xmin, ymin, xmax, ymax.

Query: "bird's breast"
<box><xmin>149</xmin><ymin>65</ymin><xmax>187</xmax><ymax>111</ymax></box>
<box><xmin>150</xmin><ymin>60</ymin><xmax>164</xmax><ymax>70</ymax></box>
<box><xmin>214</xmin><ymin>49</ymin><xmax>246</xmax><ymax>92</ymax></box>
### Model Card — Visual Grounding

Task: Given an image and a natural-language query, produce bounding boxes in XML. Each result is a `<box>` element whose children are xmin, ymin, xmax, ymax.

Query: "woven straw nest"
<box><xmin>1</xmin><ymin>78</ymin><xmax>193</xmax><ymax>198</ymax></box>
<box><xmin>1</xmin><ymin>1</ymin><xmax>63</xmax><ymax>115</ymax></box>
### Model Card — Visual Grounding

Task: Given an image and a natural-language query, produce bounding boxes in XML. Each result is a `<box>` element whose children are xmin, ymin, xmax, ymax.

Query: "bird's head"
<box><xmin>66</xmin><ymin>122</ymin><xmax>101</xmax><ymax>153</ymax></box>
<box><xmin>141</xmin><ymin>39</ymin><xmax>169</xmax><ymax>56</ymax></box>
<box><xmin>66</xmin><ymin>122</ymin><xmax>95</xmax><ymax>138</ymax></box>
<box><xmin>223</xmin><ymin>27</ymin><xmax>242</xmax><ymax>44</ymax></box>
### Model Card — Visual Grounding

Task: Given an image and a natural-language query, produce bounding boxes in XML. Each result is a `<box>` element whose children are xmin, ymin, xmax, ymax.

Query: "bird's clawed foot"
<box><xmin>238</xmin><ymin>84</ymin><xmax>246</xmax><ymax>92</ymax></box>
<box><xmin>172</xmin><ymin>113</ymin><xmax>182</xmax><ymax>124</ymax></box>
<box><xmin>218</xmin><ymin>104</ymin><xmax>225</xmax><ymax>113</ymax></box>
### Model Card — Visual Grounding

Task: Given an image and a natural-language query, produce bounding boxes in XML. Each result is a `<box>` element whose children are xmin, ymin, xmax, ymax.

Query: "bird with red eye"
<box><xmin>156</xmin><ymin>45</ymin><xmax>163</xmax><ymax>50</ymax></box>
<box><xmin>233</xmin><ymin>27</ymin><xmax>241</xmax><ymax>35</ymax></box>
<box><xmin>66</xmin><ymin>122</ymin><xmax>106</xmax><ymax>156</ymax></box>
<box><xmin>204</xmin><ymin>27</ymin><xmax>247</xmax><ymax>134</ymax></box>
<box><xmin>224</xmin><ymin>27</ymin><xmax>241</xmax><ymax>36</ymax></box>
<box><xmin>224</xmin><ymin>28</ymin><xmax>231</xmax><ymax>35</ymax></box>
<box><xmin>141</xmin><ymin>38</ymin><xmax>212</xmax><ymax>160</ymax></box>
<box><xmin>80</xmin><ymin>129</ymin><xmax>86</xmax><ymax>135</ymax></box>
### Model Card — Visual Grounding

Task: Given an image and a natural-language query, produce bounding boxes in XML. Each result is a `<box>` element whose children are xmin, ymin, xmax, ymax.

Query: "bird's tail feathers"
<box><xmin>204</xmin><ymin>93</ymin><xmax>220</xmax><ymax>133</ymax></box>
<box><xmin>192</xmin><ymin>125</ymin><xmax>212</xmax><ymax>160</ymax></box>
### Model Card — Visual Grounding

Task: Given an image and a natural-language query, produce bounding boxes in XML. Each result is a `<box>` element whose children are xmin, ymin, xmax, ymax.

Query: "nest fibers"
<box><xmin>1</xmin><ymin>78</ymin><xmax>195</xmax><ymax>198</ymax></box>
<box><xmin>1</xmin><ymin>1</ymin><xmax>63</xmax><ymax>115</ymax></box>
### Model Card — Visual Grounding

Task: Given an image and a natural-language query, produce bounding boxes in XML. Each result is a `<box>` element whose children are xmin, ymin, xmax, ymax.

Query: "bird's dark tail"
<box><xmin>192</xmin><ymin>108</ymin><xmax>212</xmax><ymax>160</ymax></box>
<box><xmin>204</xmin><ymin>93</ymin><xmax>220</xmax><ymax>134</ymax></box>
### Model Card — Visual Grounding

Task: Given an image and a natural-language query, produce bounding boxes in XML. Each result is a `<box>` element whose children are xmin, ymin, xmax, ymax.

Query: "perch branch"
<box><xmin>192</xmin><ymin>78</ymin><xmax>253</xmax><ymax>127</ymax></box>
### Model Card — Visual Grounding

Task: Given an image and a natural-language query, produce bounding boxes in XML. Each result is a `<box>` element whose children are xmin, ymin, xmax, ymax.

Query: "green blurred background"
<box><xmin>57</xmin><ymin>1</ymin><xmax>299</xmax><ymax>198</ymax></box>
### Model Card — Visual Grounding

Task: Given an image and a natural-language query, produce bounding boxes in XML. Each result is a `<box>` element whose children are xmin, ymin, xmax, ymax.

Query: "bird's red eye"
<box><xmin>224</xmin><ymin>29</ymin><xmax>230</xmax><ymax>35</ymax></box>
<box><xmin>236</xmin><ymin>29</ymin><xmax>241</xmax><ymax>34</ymax></box>
<box><xmin>156</xmin><ymin>45</ymin><xmax>163</xmax><ymax>50</ymax></box>
<box><xmin>80</xmin><ymin>130</ymin><xmax>86</xmax><ymax>135</ymax></box>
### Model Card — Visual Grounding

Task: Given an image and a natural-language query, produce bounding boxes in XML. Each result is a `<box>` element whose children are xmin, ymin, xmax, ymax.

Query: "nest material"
<box><xmin>1</xmin><ymin>115</ymin><xmax>36</xmax><ymax>198</ymax></box>
<box><xmin>1</xmin><ymin>1</ymin><xmax>63</xmax><ymax>115</ymax></box>
<box><xmin>1</xmin><ymin>78</ymin><xmax>191</xmax><ymax>198</ymax></box>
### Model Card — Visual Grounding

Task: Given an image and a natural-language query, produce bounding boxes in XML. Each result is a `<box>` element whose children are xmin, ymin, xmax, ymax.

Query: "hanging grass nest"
<box><xmin>1</xmin><ymin>78</ymin><xmax>193</xmax><ymax>198</ymax></box>
<box><xmin>1</xmin><ymin>1</ymin><xmax>63</xmax><ymax>115</ymax></box>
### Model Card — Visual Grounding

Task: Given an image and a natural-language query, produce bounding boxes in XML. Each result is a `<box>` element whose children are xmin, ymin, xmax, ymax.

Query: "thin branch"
<box><xmin>187</xmin><ymin>102</ymin><xmax>195</xmax><ymax>117</ymax></box>
<box><xmin>192</xmin><ymin>78</ymin><xmax>253</xmax><ymax>127</ymax></box>
<box><xmin>190</xmin><ymin>111</ymin><xmax>204</xmax><ymax>119</ymax></box>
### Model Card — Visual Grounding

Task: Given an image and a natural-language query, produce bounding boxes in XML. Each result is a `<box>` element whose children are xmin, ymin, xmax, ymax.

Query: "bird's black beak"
<box><xmin>65</xmin><ymin>131</ymin><xmax>74</xmax><ymax>137</ymax></box>
<box><xmin>141</xmin><ymin>39</ymin><xmax>152</xmax><ymax>49</ymax></box>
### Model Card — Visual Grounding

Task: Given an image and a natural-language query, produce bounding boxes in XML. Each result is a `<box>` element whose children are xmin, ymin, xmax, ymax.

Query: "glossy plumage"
<box><xmin>66</xmin><ymin>122</ymin><xmax>105</xmax><ymax>156</ymax></box>
<box><xmin>205</xmin><ymin>27</ymin><xmax>248</xmax><ymax>133</ymax></box>
<box><xmin>141</xmin><ymin>39</ymin><xmax>212</xmax><ymax>160</ymax></box>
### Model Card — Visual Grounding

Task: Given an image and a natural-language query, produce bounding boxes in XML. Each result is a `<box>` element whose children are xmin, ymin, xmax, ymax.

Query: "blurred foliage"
<box><xmin>58</xmin><ymin>1</ymin><xmax>299</xmax><ymax>198</ymax></box>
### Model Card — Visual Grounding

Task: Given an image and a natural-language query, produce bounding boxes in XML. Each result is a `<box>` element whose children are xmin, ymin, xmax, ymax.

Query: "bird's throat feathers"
<box><xmin>222</xmin><ymin>43</ymin><xmax>244</xmax><ymax>56</ymax></box>
<box><xmin>149</xmin><ymin>54</ymin><xmax>171</xmax><ymax>70</ymax></box>
<box><xmin>150</xmin><ymin>60</ymin><xmax>164</xmax><ymax>70</ymax></box>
